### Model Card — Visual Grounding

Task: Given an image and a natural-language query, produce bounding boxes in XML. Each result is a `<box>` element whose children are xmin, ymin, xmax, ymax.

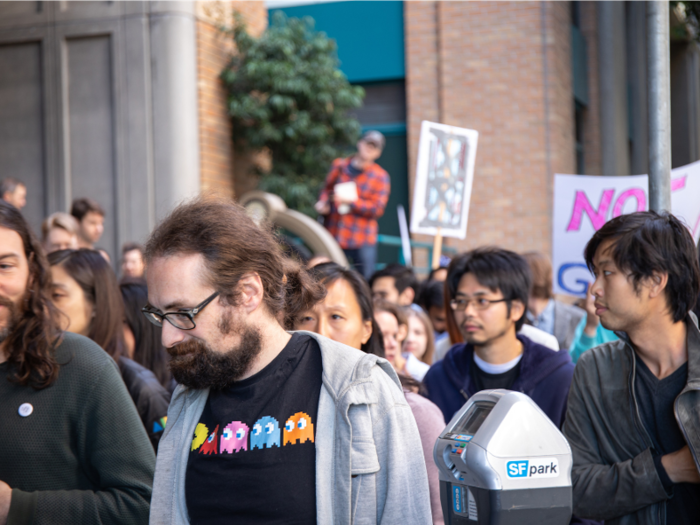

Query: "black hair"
<box><xmin>584</xmin><ymin>211</ymin><xmax>700</xmax><ymax>323</ymax></box>
<box><xmin>427</xmin><ymin>266</ymin><xmax>448</xmax><ymax>281</ymax></box>
<box><xmin>121</xmin><ymin>242</ymin><xmax>144</xmax><ymax>256</ymax></box>
<box><xmin>120</xmin><ymin>279</ymin><xmax>172</xmax><ymax>389</ymax></box>
<box><xmin>369</xmin><ymin>263</ymin><xmax>418</xmax><ymax>295</ymax></box>
<box><xmin>418</xmin><ymin>279</ymin><xmax>445</xmax><ymax>311</ymax></box>
<box><xmin>306</xmin><ymin>262</ymin><xmax>384</xmax><ymax>357</ymax></box>
<box><xmin>446</xmin><ymin>247</ymin><xmax>531</xmax><ymax>331</ymax></box>
<box><xmin>70</xmin><ymin>197</ymin><xmax>105</xmax><ymax>221</ymax></box>
<box><xmin>0</xmin><ymin>177</ymin><xmax>24</xmax><ymax>196</ymax></box>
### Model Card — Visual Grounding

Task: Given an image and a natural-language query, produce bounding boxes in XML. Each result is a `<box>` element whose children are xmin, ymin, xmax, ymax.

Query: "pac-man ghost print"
<box><xmin>220</xmin><ymin>421</ymin><xmax>249</xmax><ymax>453</ymax></box>
<box><xmin>200</xmin><ymin>424</ymin><xmax>219</xmax><ymax>455</ymax></box>
<box><xmin>283</xmin><ymin>412</ymin><xmax>314</xmax><ymax>445</ymax></box>
<box><xmin>251</xmin><ymin>416</ymin><xmax>281</xmax><ymax>450</ymax></box>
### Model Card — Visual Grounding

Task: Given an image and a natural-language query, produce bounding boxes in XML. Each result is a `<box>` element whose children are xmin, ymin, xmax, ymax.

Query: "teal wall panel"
<box><xmin>271</xmin><ymin>1</ymin><xmax>404</xmax><ymax>83</ymax></box>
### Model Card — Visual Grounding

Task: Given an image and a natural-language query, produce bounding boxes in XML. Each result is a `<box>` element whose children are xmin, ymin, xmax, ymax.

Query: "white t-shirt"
<box><xmin>403</xmin><ymin>352</ymin><xmax>430</xmax><ymax>382</ymax></box>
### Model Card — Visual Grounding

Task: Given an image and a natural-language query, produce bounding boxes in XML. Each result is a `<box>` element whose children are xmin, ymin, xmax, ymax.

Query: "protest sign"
<box><xmin>410</xmin><ymin>121</ymin><xmax>478</xmax><ymax>240</ymax></box>
<box><xmin>553</xmin><ymin>160</ymin><xmax>700</xmax><ymax>297</ymax></box>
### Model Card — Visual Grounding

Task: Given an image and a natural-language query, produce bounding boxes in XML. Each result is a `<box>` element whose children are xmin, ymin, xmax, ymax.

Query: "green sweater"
<box><xmin>0</xmin><ymin>332</ymin><xmax>155</xmax><ymax>524</ymax></box>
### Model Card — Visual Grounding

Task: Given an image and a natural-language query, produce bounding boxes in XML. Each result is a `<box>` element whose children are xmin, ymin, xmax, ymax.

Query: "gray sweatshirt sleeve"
<box><xmin>563</xmin><ymin>363</ymin><xmax>668</xmax><ymax>520</ymax></box>
<box><xmin>369</xmin><ymin>371</ymin><xmax>433</xmax><ymax>525</ymax></box>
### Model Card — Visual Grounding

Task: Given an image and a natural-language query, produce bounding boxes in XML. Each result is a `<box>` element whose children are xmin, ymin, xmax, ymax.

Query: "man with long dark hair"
<box><xmin>145</xmin><ymin>197</ymin><xmax>431</xmax><ymax>524</ymax></box>
<box><xmin>564</xmin><ymin>212</ymin><xmax>700</xmax><ymax>524</ymax></box>
<box><xmin>0</xmin><ymin>202</ymin><xmax>154</xmax><ymax>524</ymax></box>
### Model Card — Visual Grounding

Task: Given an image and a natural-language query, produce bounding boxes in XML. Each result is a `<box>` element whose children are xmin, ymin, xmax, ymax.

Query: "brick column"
<box><xmin>195</xmin><ymin>1</ymin><xmax>267</xmax><ymax>199</ymax></box>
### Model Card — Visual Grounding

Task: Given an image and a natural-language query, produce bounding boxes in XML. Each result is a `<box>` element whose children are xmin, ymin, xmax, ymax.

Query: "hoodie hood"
<box><xmin>443</xmin><ymin>334</ymin><xmax>573</xmax><ymax>396</ymax></box>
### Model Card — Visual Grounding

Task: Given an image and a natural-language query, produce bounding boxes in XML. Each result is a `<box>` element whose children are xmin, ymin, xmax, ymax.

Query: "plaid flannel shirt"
<box><xmin>320</xmin><ymin>157</ymin><xmax>390</xmax><ymax>249</ymax></box>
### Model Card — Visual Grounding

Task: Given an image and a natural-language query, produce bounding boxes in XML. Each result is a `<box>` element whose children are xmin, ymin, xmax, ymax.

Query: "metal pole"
<box><xmin>647</xmin><ymin>1</ymin><xmax>672</xmax><ymax>212</ymax></box>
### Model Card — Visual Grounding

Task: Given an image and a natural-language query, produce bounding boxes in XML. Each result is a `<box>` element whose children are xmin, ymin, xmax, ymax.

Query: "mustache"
<box><xmin>167</xmin><ymin>339</ymin><xmax>205</xmax><ymax>358</ymax></box>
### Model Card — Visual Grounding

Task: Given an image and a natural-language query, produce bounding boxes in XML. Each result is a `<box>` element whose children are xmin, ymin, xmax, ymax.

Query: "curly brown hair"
<box><xmin>0</xmin><ymin>202</ymin><xmax>62</xmax><ymax>389</ymax></box>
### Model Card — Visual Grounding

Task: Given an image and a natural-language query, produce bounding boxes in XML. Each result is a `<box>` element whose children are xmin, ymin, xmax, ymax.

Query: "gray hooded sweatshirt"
<box><xmin>149</xmin><ymin>332</ymin><xmax>433</xmax><ymax>524</ymax></box>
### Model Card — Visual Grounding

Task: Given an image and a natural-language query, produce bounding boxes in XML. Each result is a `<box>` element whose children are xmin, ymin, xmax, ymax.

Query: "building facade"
<box><xmin>0</xmin><ymin>0</ymin><xmax>266</xmax><ymax>260</ymax></box>
<box><xmin>273</xmin><ymin>0</ymin><xmax>700</xmax><ymax>259</ymax></box>
<box><xmin>1</xmin><ymin>1</ymin><xmax>697</xmax><ymax>263</ymax></box>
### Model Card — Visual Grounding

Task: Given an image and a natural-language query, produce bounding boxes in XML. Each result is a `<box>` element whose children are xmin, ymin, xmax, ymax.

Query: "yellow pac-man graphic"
<box><xmin>191</xmin><ymin>423</ymin><xmax>209</xmax><ymax>451</ymax></box>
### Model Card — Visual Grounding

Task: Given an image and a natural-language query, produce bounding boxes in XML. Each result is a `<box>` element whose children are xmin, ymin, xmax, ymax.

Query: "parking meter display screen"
<box><xmin>454</xmin><ymin>402</ymin><xmax>494</xmax><ymax>435</ymax></box>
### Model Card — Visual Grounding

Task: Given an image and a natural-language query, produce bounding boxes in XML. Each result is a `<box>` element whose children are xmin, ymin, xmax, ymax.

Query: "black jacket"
<box><xmin>118</xmin><ymin>356</ymin><xmax>171</xmax><ymax>451</ymax></box>
<box><xmin>563</xmin><ymin>314</ymin><xmax>700</xmax><ymax>524</ymax></box>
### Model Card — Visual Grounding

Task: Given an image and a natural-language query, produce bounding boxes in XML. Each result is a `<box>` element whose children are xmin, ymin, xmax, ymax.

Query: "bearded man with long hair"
<box><xmin>145</xmin><ymin>197</ymin><xmax>431</xmax><ymax>525</ymax></box>
<box><xmin>0</xmin><ymin>202</ymin><xmax>154</xmax><ymax>524</ymax></box>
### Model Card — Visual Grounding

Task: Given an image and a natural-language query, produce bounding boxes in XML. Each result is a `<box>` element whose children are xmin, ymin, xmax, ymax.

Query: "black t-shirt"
<box><xmin>470</xmin><ymin>353</ymin><xmax>521</xmax><ymax>392</ymax></box>
<box><xmin>185</xmin><ymin>333</ymin><xmax>323</xmax><ymax>525</ymax></box>
<box><xmin>634</xmin><ymin>353</ymin><xmax>700</xmax><ymax>524</ymax></box>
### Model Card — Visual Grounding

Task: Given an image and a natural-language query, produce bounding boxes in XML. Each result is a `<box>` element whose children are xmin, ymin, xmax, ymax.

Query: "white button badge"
<box><xmin>18</xmin><ymin>403</ymin><xmax>33</xmax><ymax>417</ymax></box>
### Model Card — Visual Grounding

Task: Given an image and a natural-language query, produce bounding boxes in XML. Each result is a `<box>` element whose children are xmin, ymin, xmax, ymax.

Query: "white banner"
<box><xmin>553</xmin><ymin>161</ymin><xmax>700</xmax><ymax>297</ymax></box>
<box><xmin>410</xmin><ymin>121</ymin><xmax>478</xmax><ymax>239</ymax></box>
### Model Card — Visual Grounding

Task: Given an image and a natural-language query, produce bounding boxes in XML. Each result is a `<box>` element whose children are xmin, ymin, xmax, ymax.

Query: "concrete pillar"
<box><xmin>150</xmin><ymin>1</ymin><xmax>201</xmax><ymax>222</ymax></box>
<box><xmin>597</xmin><ymin>1</ymin><xmax>630</xmax><ymax>175</ymax></box>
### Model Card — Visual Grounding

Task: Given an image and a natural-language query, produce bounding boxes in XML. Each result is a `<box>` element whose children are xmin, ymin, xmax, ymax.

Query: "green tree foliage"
<box><xmin>671</xmin><ymin>2</ymin><xmax>700</xmax><ymax>40</ymax></box>
<box><xmin>222</xmin><ymin>11</ymin><xmax>364</xmax><ymax>216</ymax></box>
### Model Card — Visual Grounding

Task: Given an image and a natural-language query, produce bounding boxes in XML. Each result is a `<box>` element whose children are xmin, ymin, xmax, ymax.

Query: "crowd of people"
<box><xmin>0</xmin><ymin>173</ymin><xmax>699</xmax><ymax>525</ymax></box>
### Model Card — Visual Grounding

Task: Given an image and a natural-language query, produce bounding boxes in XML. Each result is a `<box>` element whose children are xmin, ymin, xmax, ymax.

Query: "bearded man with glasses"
<box><xmin>144</xmin><ymin>197</ymin><xmax>432</xmax><ymax>525</ymax></box>
<box><xmin>422</xmin><ymin>247</ymin><xmax>576</xmax><ymax>428</ymax></box>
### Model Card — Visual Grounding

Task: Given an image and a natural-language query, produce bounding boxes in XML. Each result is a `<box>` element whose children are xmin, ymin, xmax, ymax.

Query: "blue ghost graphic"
<box><xmin>250</xmin><ymin>416</ymin><xmax>281</xmax><ymax>449</ymax></box>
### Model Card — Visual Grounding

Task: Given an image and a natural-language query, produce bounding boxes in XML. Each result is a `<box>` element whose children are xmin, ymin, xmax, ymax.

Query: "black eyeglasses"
<box><xmin>142</xmin><ymin>291</ymin><xmax>220</xmax><ymax>330</ymax></box>
<box><xmin>449</xmin><ymin>297</ymin><xmax>510</xmax><ymax>312</ymax></box>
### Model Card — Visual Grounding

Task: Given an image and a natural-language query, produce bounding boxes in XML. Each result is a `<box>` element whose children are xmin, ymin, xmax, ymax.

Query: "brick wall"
<box><xmin>195</xmin><ymin>1</ymin><xmax>267</xmax><ymax>199</ymax></box>
<box><xmin>405</xmin><ymin>1</ymin><xmax>576</xmax><ymax>258</ymax></box>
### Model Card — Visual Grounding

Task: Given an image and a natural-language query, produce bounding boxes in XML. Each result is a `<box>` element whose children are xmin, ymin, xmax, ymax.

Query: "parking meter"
<box><xmin>434</xmin><ymin>390</ymin><xmax>572</xmax><ymax>524</ymax></box>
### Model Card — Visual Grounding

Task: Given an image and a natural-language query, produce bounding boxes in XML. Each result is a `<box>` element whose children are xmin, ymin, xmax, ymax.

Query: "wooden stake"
<box><xmin>432</xmin><ymin>202</ymin><xmax>446</xmax><ymax>269</ymax></box>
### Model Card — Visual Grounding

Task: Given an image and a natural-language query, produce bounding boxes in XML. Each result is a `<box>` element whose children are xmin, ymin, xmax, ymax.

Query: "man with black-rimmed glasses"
<box><xmin>422</xmin><ymin>247</ymin><xmax>576</xmax><ymax>428</ymax></box>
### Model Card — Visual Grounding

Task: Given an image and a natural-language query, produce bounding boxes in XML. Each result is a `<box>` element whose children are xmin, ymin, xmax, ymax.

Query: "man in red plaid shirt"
<box><xmin>315</xmin><ymin>131</ymin><xmax>391</xmax><ymax>279</ymax></box>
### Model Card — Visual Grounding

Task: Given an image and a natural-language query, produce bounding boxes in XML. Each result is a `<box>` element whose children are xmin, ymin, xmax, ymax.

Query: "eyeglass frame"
<box><xmin>449</xmin><ymin>296</ymin><xmax>511</xmax><ymax>313</ymax></box>
<box><xmin>141</xmin><ymin>291</ymin><xmax>220</xmax><ymax>330</ymax></box>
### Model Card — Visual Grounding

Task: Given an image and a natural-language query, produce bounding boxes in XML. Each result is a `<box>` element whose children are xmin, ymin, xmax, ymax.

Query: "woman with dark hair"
<box><xmin>48</xmin><ymin>249</ymin><xmax>170</xmax><ymax>450</ymax></box>
<box><xmin>293</xmin><ymin>262</ymin><xmax>445</xmax><ymax>525</ymax></box>
<box><xmin>120</xmin><ymin>279</ymin><xmax>174</xmax><ymax>393</ymax></box>
<box><xmin>292</xmin><ymin>262</ymin><xmax>384</xmax><ymax>356</ymax></box>
<box><xmin>0</xmin><ymin>203</ymin><xmax>153</xmax><ymax>524</ymax></box>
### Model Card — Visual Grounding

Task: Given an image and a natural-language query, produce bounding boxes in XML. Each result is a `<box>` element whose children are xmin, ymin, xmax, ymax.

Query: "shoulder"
<box><xmin>118</xmin><ymin>357</ymin><xmax>170</xmax><ymax>401</ymax></box>
<box><xmin>519</xmin><ymin>324</ymin><xmax>559</xmax><ymax>350</ymax></box>
<box><xmin>298</xmin><ymin>330</ymin><xmax>404</xmax><ymax>401</ymax></box>
<box><xmin>554</xmin><ymin>300</ymin><xmax>586</xmax><ymax>320</ymax></box>
<box><xmin>574</xmin><ymin>339</ymin><xmax>630</xmax><ymax>380</ymax></box>
<box><xmin>368</xmin><ymin>164</ymin><xmax>389</xmax><ymax>180</ymax></box>
<box><xmin>54</xmin><ymin>332</ymin><xmax>118</xmax><ymax>376</ymax></box>
<box><xmin>332</xmin><ymin>157</ymin><xmax>348</xmax><ymax>169</ymax></box>
<box><xmin>404</xmin><ymin>391</ymin><xmax>444</xmax><ymax>425</ymax></box>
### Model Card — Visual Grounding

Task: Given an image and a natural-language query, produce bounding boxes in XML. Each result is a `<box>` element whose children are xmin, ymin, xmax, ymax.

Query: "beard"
<box><xmin>167</xmin><ymin>311</ymin><xmax>263</xmax><ymax>391</ymax></box>
<box><xmin>0</xmin><ymin>294</ymin><xmax>20</xmax><ymax>345</ymax></box>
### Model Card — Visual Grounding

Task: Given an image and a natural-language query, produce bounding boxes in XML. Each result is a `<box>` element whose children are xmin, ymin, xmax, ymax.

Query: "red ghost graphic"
<box><xmin>200</xmin><ymin>424</ymin><xmax>219</xmax><ymax>455</ymax></box>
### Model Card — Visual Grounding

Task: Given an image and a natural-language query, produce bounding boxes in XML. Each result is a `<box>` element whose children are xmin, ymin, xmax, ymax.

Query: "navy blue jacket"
<box><xmin>423</xmin><ymin>334</ymin><xmax>575</xmax><ymax>427</ymax></box>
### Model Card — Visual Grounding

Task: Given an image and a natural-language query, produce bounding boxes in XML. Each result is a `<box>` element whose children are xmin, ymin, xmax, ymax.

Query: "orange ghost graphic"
<box><xmin>283</xmin><ymin>412</ymin><xmax>314</xmax><ymax>445</ymax></box>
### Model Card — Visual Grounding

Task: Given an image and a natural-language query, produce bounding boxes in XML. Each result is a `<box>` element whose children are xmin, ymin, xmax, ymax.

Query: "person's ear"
<box><xmin>647</xmin><ymin>271</ymin><xmax>669</xmax><ymax>299</ymax></box>
<box><xmin>509</xmin><ymin>300</ymin><xmax>526</xmax><ymax>324</ymax></box>
<box><xmin>399</xmin><ymin>287</ymin><xmax>415</xmax><ymax>306</ymax></box>
<box><xmin>361</xmin><ymin>319</ymin><xmax>372</xmax><ymax>345</ymax></box>
<box><xmin>236</xmin><ymin>273</ymin><xmax>264</xmax><ymax>312</ymax></box>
